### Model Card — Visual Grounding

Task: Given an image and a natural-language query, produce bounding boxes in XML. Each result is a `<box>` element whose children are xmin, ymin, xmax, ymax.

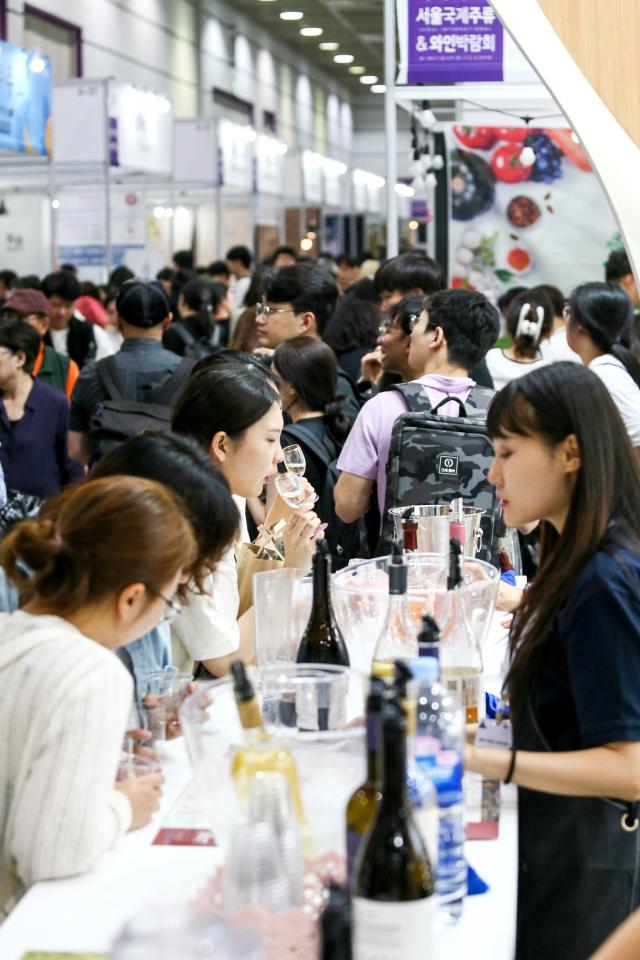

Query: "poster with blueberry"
<box><xmin>447</xmin><ymin>125</ymin><xmax>619</xmax><ymax>301</ymax></box>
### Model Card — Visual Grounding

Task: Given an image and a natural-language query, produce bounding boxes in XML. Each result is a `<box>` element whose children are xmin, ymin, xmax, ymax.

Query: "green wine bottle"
<box><xmin>345</xmin><ymin>675</ymin><xmax>387</xmax><ymax>885</ymax></box>
<box><xmin>352</xmin><ymin>700</ymin><xmax>436</xmax><ymax>959</ymax></box>
<box><xmin>296</xmin><ymin>540</ymin><xmax>350</xmax><ymax>666</ymax></box>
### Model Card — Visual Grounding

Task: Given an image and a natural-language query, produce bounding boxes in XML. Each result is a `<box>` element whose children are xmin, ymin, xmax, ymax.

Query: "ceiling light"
<box><xmin>153</xmin><ymin>206</ymin><xmax>166</xmax><ymax>218</ymax></box>
<box><xmin>360</xmin><ymin>75</ymin><xmax>378</xmax><ymax>85</ymax></box>
<box><xmin>334</xmin><ymin>54</ymin><xmax>354</xmax><ymax>64</ymax></box>
<box><xmin>319</xmin><ymin>42</ymin><xmax>339</xmax><ymax>51</ymax></box>
<box><xmin>51</xmin><ymin>199</ymin><xmax>60</xmax><ymax>209</ymax></box>
<box><xmin>280</xmin><ymin>10</ymin><xmax>303</xmax><ymax>19</ymax></box>
<box><xmin>395</xmin><ymin>183</ymin><xmax>415</xmax><ymax>197</ymax></box>
<box><xmin>300</xmin><ymin>238</ymin><xmax>314</xmax><ymax>251</ymax></box>
<box><xmin>300</xmin><ymin>26</ymin><xmax>323</xmax><ymax>36</ymax></box>
<box><xmin>371</xmin><ymin>84</ymin><xmax>386</xmax><ymax>93</ymax></box>
<box><xmin>409</xmin><ymin>220</ymin><xmax>419</xmax><ymax>231</ymax></box>
<box><xmin>348</xmin><ymin>66</ymin><xmax>366</xmax><ymax>75</ymax></box>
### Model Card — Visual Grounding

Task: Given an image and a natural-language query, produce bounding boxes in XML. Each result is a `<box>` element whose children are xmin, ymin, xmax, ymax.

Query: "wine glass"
<box><xmin>282</xmin><ymin>444</ymin><xmax>306</xmax><ymax>476</ymax></box>
<box><xmin>274</xmin><ymin>472</ymin><xmax>308</xmax><ymax>510</ymax></box>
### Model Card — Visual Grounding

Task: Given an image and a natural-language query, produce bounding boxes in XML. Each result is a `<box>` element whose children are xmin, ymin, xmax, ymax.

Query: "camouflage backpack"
<box><xmin>378</xmin><ymin>382</ymin><xmax>499</xmax><ymax>563</ymax></box>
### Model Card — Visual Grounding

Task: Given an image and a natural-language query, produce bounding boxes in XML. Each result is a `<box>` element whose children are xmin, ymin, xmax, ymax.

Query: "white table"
<box><xmin>0</xmin><ymin>616</ymin><xmax>516</xmax><ymax>959</ymax></box>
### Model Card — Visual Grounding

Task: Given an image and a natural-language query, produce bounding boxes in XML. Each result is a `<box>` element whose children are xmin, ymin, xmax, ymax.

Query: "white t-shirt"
<box><xmin>231</xmin><ymin>275</ymin><xmax>252</xmax><ymax>311</ymax></box>
<box><xmin>485</xmin><ymin>348</ymin><xmax>548</xmax><ymax>391</ymax></box>
<box><xmin>49</xmin><ymin>317</ymin><xmax>115</xmax><ymax>361</ymax></box>
<box><xmin>170</xmin><ymin>495</ymin><xmax>247</xmax><ymax>674</ymax></box>
<box><xmin>540</xmin><ymin>326</ymin><xmax>581</xmax><ymax>364</ymax></box>
<box><xmin>589</xmin><ymin>354</ymin><xmax>640</xmax><ymax>446</ymax></box>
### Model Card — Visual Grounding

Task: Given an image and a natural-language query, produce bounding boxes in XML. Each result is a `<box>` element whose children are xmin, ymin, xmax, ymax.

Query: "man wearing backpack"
<box><xmin>69</xmin><ymin>279</ymin><xmax>193</xmax><ymax>465</ymax></box>
<box><xmin>334</xmin><ymin>288</ymin><xmax>500</xmax><ymax>527</ymax></box>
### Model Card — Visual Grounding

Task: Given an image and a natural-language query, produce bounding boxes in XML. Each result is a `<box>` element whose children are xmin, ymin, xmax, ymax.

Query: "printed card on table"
<box><xmin>152</xmin><ymin>780</ymin><xmax>216</xmax><ymax>847</ymax></box>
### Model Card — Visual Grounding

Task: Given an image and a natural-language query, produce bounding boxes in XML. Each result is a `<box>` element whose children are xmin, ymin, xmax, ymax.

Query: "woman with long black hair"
<box><xmin>567</xmin><ymin>281</ymin><xmax>640</xmax><ymax>448</ymax></box>
<box><xmin>466</xmin><ymin>362</ymin><xmax>640</xmax><ymax>960</ymax></box>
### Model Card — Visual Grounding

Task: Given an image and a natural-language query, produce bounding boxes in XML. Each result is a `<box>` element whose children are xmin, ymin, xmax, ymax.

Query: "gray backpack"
<box><xmin>378</xmin><ymin>383</ymin><xmax>499</xmax><ymax>563</ymax></box>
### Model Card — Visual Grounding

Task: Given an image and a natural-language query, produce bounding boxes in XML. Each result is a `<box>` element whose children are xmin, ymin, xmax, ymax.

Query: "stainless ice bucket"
<box><xmin>389</xmin><ymin>504</ymin><xmax>484</xmax><ymax>558</ymax></box>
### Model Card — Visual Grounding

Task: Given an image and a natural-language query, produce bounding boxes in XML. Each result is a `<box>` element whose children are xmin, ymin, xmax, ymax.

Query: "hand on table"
<box><xmin>116</xmin><ymin>771</ymin><xmax>164</xmax><ymax>829</ymax></box>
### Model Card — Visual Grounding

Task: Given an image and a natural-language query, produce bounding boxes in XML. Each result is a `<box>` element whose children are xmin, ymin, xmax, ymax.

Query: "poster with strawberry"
<box><xmin>447</xmin><ymin>124</ymin><xmax>618</xmax><ymax>302</ymax></box>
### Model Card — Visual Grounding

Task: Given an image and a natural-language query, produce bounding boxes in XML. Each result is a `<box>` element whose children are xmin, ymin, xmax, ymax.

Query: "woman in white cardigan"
<box><xmin>0</xmin><ymin>475</ymin><xmax>196</xmax><ymax>917</ymax></box>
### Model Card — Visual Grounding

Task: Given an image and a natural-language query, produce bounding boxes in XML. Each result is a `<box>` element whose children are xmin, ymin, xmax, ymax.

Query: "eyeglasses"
<box><xmin>149</xmin><ymin>588</ymin><xmax>183</xmax><ymax>623</ymax></box>
<box><xmin>378</xmin><ymin>314</ymin><xmax>420</xmax><ymax>337</ymax></box>
<box><xmin>256</xmin><ymin>302</ymin><xmax>294</xmax><ymax>318</ymax></box>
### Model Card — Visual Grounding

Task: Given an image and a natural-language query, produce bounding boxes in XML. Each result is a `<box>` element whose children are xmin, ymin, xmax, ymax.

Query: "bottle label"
<box><xmin>353</xmin><ymin>896</ymin><xmax>436</xmax><ymax>960</ymax></box>
<box><xmin>415</xmin><ymin>744</ymin><xmax>464</xmax><ymax>806</ymax></box>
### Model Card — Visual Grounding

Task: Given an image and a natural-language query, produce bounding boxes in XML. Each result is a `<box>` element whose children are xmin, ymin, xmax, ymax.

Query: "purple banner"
<box><xmin>407</xmin><ymin>2</ymin><xmax>504</xmax><ymax>83</ymax></box>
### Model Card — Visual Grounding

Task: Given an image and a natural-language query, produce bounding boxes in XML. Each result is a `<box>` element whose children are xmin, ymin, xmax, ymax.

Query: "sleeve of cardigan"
<box><xmin>9</xmin><ymin>654</ymin><xmax>134</xmax><ymax>885</ymax></box>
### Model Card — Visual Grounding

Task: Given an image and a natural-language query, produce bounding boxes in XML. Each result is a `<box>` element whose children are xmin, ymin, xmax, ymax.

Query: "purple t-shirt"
<box><xmin>336</xmin><ymin>374</ymin><xmax>475</xmax><ymax>515</ymax></box>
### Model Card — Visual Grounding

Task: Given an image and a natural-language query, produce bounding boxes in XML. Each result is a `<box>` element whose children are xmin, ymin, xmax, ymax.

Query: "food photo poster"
<box><xmin>445</xmin><ymin>124</ymin><xmax>621</xmax><ymax>301</ymax></box>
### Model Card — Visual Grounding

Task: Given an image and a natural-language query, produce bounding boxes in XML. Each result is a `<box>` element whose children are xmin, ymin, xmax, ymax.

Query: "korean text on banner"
<box><xmin>0</xmin><ymin>41</ymin><xmax>51</xmax><ymax>155</ymax></box>
<box><xmin>402</xmin><ymin>1</ymin><xmax>504</xmax><ymax>83</ymax></box>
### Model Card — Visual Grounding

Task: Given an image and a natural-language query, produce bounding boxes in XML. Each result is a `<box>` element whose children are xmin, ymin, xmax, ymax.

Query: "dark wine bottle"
<box><xmin>320</xmin><ymin>883</ymin><xmax>352</xmax><ymax>960</ymax></box>
<box><xmin>352</xmin><ymin>700</ymin><xmax>436</xmax><ymax>959</ymax></box>
<box><xmin>345</xmin><ymin>676</ymin><xmax>387</xmax><ymax>884</ymax></box>
<box><xmin>296</xmin><ymin>540</ymin><xmax>350</xmax><ymax>666</ymax></box>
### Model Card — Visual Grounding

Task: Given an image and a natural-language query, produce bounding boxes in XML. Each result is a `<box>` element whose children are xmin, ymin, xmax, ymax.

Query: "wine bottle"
<box><xmin>320</xmin><ymin>883</ymin><xmax>352</xmax><ymax>960</ymax></box>
<box><xmin>352</xmin><ymin>701</ymin><xmax>436</xmax><ymax>960</ymax></box>
<box><xmin>296</xmin><ymin>540</ymin><xmax>350</xmax><ymax>667</ymax></box>
<box><xmin>371</xmin><ymin>539</ymin><xmax>417</xmax><ymax>679</ymax></box>
<box><xmin>401</xmin><ymin>510</ymin><xmax>418</xmax><ymax>554</ymax></box>
<box><xmin>440</xmin><ymin>538</ymin><xmax>484</xmax><ymax>724</ymax></box>
<box><xmin>229</xmin><ymin>661</ymin><xmax>304</xmax><ymax>823</ymax></box>
<box><xmin>345</xmin><ymin>675</ymin><xmax>386</xmax><ymax>884</ymax></box>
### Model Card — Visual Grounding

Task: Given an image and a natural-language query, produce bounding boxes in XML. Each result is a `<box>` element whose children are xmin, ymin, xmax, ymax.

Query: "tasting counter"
<box><xmin>0</xmin><ymin>617</ymin><xmax>515</xmax><ymax>960</ymax></box>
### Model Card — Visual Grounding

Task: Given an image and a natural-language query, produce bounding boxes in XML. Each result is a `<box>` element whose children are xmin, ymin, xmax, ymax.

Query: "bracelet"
<box><xmin>503</xmin><ymin>747</ymin><xmax>517</xmax><ymax>784</ymax></box>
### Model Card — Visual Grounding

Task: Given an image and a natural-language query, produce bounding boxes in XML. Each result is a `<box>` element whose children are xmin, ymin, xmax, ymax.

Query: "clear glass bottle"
<box><xmin>439</xmin><ymin>538</ymin><xmax>484</xmax><ymax>724</ymax></box>
<box><xmin>371</xmin><ymin>539</ymin><xmax>418</xmax><ymax>679</ymax></box>
<box><xmin>229</xmin><ymin>661</ymin><xmax>304</xmax><ymax>824</ymax></box>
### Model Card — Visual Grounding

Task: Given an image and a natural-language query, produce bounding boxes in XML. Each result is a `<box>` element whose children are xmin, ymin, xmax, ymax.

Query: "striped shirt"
<box><xmin>0</xmin><ymin>611</ymin><xmax>133</xmax><ymax>917</ymax></box>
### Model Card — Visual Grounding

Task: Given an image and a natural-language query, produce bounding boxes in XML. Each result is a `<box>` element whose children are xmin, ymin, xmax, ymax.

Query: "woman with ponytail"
<box><xmin>486</xmin><ymin>288</ymin><xmax>552</xmax><ymax>390</ymax></box>
<box><xmin>273</xmin><ymin>335</ymin><xmax>355</xmax><ymax>497</ymax></box>
<box><xmin>566</xmin><ymin>281</ymin><xmax>640</xmax><ymax>447</ymax></box>
<box><xmin>0</xmin><ymin>476</ymin><xmax>196</xmax><ymax>916</ymax></box>
<box><xmin>163</xmin><ymin>276</ymin><xmax>219</xmax><ymax>356</ymax></box>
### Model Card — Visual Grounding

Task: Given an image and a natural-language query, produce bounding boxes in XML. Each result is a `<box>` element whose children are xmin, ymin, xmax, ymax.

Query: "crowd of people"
<box><xmin>0</xmin><ymin>240</ymin><xmax>640</xmax><ymax>958</ymax></box>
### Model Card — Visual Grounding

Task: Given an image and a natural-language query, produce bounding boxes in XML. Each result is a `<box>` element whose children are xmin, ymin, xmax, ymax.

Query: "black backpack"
<box><xmin>282</xmin><ymin>422</ymin><xmax>368</xmax><ymax>570</ymax></box>
<box><xmin>378</xmin><ymin>382</ymin><xmax>499</xmax><ymax>563</ymax></box>
<box><xmin>169</xmin><ymin>320</ymin><xmax>223</xmax><ymax>361</ymax></box>
<box><xmin>89</xmin><ymin>356</ymin><xmax>193</xmax><ymax>460</ymax></box>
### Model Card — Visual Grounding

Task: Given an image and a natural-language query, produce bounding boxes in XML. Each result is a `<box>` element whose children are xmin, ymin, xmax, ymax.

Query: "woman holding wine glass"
<box><xmin>171</xmin><ymin>351</ymin><xmax>322</xmax><ymax>677</ymax></box>
<box><xmin>465</xmin><ymin>362</ymin><xmax>640</xmax><ymax>959</ymax></box>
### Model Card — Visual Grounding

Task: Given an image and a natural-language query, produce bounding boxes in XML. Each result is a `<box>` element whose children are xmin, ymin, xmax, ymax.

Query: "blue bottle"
<box><xmin>411</xmin><ymin>616</ymin><xmax>467</xmax><ymax>923</ymax></box>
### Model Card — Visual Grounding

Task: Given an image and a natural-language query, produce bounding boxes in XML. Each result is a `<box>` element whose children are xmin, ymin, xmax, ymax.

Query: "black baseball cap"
<box><xmin>116</xmin><ymin>279</ymin><xmax>171</xmax><ymax>329</ymax></box>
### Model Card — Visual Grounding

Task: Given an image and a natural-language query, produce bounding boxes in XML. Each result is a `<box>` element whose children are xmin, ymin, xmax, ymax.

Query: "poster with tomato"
<box><xmin>446</xmin><ymin>124</ymin><xmax>620</xmax><ymax>301</ymax></box>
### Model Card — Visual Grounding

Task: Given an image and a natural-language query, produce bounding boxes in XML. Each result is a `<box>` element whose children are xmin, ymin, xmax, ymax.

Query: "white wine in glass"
<box><xmin>282</xmin><ymin>444</ymin><xmax>306</xmax><ymax>476</ymax></box>
<box><xmin>275</xmin><ymin>472</ymin><xmax>308</xmax><ymax>509</ymax></box>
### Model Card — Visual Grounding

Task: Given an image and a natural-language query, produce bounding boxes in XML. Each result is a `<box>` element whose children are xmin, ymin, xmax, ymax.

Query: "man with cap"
<box><xmin>69</xmin><ymin>278</ymin><xmax>194</xmax><ymax>465</ymax></box>
<box><xmin>0</xmin><ymin>288</ymin><xmax>79</xmax><ymax>400</ymax></box>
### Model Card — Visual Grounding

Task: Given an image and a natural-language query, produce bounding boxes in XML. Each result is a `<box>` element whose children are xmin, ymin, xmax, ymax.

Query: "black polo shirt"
<box><xmin>70</xmin><ymin>337</ymin><xmax>185</xmax><ymax>433</ymax></box>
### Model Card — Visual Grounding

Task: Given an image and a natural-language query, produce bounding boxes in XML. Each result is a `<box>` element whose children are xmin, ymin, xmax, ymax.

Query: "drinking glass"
<box><xmin>252</xmin><ymin>567</ymin><xmax>311</xmax><ymax>667</ymax></box>
<box><xmin>223</xmin><ymin>821</ymin><xmax>292</xmax><ymax>914</ymax></box>
<box><xmin>274</xmin><ymin>472</ymin><xmax>308</xmax><ymax>510</ymax></box>
<box><xmin>282</xmin><ymin>444</ymin><xmax>306</xmax><ymax>476</ymax></box>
